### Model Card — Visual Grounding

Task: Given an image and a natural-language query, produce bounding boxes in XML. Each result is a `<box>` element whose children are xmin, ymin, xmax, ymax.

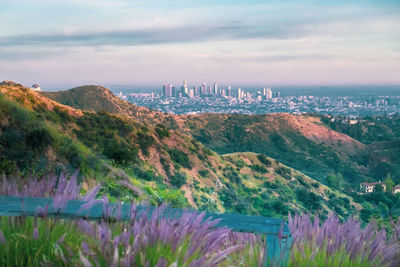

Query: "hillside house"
<box><xmin>31</xmin><ymin>84</ymin><xmax>41</xmax><ymax>91</ymax></box>
<box><xmin>393</xmin><ymin>185</ymin><xmax>400</xmax><ymax>194</ymax></box>
<box><xmin>360</xmin><ymin>182</ymin><xmax>386</xmax><ymax>193</ymax></box>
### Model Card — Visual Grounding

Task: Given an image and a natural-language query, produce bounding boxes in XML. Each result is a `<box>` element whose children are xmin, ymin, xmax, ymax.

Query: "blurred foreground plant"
<box><xmin>288</xmin><ymin>213</ymin><xmax>400</xmax><ymax>267</ymax></box>
<box><xmin>0</xmin><ymin>173</ymin><xmax>263</xmax><ymax>266</ymax></box>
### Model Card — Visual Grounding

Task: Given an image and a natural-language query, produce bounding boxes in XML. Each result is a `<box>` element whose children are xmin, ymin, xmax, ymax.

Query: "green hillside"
<box><xmin>0</xmin><ymin>82</ymin><xmax>358</xmax><ymax>220</ymax></box>
<box><xmin>40</xmin><ymin>84</ymin><xmax>371</xmax><ymax>190</ymax></box>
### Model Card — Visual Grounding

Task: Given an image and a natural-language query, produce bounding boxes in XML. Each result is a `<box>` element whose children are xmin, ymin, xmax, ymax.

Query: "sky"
<box><xmin>0</xmin><ymin>0</ymin><xmax>400</xmax><ymax>89</ymax></box>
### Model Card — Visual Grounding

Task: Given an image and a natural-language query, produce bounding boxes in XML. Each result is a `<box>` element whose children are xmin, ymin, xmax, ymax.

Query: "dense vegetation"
<box><xmin>185</xmin><ymin>113</ymin><xmax>368</xmax><ymax>189</ymax></box>
<box><xmin>320</xmin><ymin>114</ymin><xmax>400</xmax><ymax>144</ymax></box>
<box><xmin>320</xmin><ymin>114</ymin><xmax>400</xmax><ymax>184</ymax></box>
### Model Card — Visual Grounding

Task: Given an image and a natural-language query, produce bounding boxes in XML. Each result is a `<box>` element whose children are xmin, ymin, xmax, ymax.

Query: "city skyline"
<box><xmin>1</xmin><ymin>0</ymin><xmax>400</xmax><ymax>88</ymax></box>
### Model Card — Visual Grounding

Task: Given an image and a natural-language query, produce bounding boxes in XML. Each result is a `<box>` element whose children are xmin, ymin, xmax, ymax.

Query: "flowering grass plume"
<box><xmin>77</xmin><ymin>203</ymin><xmax>249</xmax><ymax>266</ymax></box>
<box><xmin>0</xmin><ymin>173</ymin><xmax>262</xmax><ymax>266</ymax></box>
<box><xmin>288</xmin><ymin>213</ymin><xmax>400</xmax><ymax>267</ymax></box>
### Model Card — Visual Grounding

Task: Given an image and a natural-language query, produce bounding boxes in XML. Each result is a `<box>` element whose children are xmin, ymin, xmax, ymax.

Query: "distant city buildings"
<box><xmin>122</xmin><ymin>82</ymin><xmax>400</xmax><ymax>116</ymax></box>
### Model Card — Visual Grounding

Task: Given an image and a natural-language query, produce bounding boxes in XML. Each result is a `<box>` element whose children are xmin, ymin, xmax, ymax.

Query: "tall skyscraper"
<box><xmin>189</xmin><ymin>88</ymin><xmax>194</xmax><ymax>98</ymax></box>
<box><xmin>163</xmin><ymin>84</ymin><xmax>172</xmax><ymax>98</ymax></box>
<box><xmin>227</xmin><ymin>85</ymin><xmax>231</xmax><ymax>97</ymax></box>
<box><xmin>201</xmin><ymin>83</ymin><xmax>207</xmax><ymax>96</ymax></box>
<box><xmin>213</xmin><ymin>82</ymin><xmax>218</xmax><ymax>95</ymax></box>
<box><xmin>181</xmin><ymin>80</ymin><xmax>188</xmax><ymax>97</ymax></box>
<box><xmin>266</xmin><ymin>88</ymin><xmax>272</xmax><ymax>99</ymax></box>
<box><xmin>237</xmin><ymin>88</ymin><xmax>242</xmax><ymax>100</ymax></box>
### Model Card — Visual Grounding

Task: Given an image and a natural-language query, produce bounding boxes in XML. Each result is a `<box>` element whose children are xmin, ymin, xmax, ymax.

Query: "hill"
<box><xmin>40</xmin><ymin>85</ymin><xmax>371</xmax><ymax>189</ymax></box>
<box><xmin>183</xmin><ymin>113</ymin><xmax>369</xmax><ymax>189</ymax></box>
<box><xmin>0</xmin><ymin>81</ymin><xmax>358</xmax><ymax>220</ymax></box>
<box><xmin>41</xmin><ymin>85</ymin><xmax>173</xmax><ymax>125</ymax></box>
<box><xmin>319</xmin><ymin>114</ymin><xmax>400</xmax><ymax>184</ymax></box>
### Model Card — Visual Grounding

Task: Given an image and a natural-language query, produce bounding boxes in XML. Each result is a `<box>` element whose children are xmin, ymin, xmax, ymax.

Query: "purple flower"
<box><xmin>33</xmin><ymin>227</ymin><xmax>39</xmax><ymax>240</ymax></box>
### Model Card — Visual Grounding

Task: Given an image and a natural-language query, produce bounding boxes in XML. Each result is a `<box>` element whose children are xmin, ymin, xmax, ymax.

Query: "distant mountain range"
<box><xmin>2</xmin><ymin>81</ymin><xmax>400</xmax><ymax>221</ymax></box>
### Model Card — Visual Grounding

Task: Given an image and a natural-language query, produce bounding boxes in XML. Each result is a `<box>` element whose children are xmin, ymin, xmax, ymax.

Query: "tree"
<box><xmin>374</xmin><ymin>184</ymin><xmax>384</xmax><ymax>193</ymax></box>
<box><xmin>384</xmin><ymin>173</ymin><xmax>395</xmax><ymax>192</ymax></box>
<box><xmin>326</xmin><ymin>174</ymin><xmax>338</xmax><ymax>189</ymax></box>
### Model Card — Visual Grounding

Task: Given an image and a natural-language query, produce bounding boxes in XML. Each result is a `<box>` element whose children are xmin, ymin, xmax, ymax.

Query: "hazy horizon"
<box><xmin>1</xmin><ymin>0</ymin><xmax>400</xmax><ymax>88</ymax></box>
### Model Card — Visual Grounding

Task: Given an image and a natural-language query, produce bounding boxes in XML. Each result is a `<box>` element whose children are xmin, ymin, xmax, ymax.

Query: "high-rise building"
<box><xmin>266</xmin><ymin>88</ymin><xmax>272</xmax><ymax>99</ymax></box>
<box><xmin>213</xmin><ymin>82</ymin><xmax>218</xmax><ymax>95</ymax></box>
<box><xmin>227</xmin><ymin>85</ymin><xmax>231</xmax><ymax>97</ymax></box>
<box><xmin>181</xmin><ymin>80</ymin><xmax>188</xmax><ymax>97</ymax></box>
<box><xmin>257</xmin><ymin>91</ymin><xmax>262</xmax><ymax>101</ymax></box>
<box><xmin>237</xmin><ymin>88</ymin><xmax>242</xmax><ymax>100</ymax></box>
<box><xmin>209</xmin><ymin>85</ymin><xmax>212</xmax><ymax>96</ymax></box>
<box><xmin>163</xmin><ymin>84</ymin><xmax>173</xmax><ymax>98</ymax></box>
<box><xmin>189</xmin><ymin>88</ymin><xmax>195</xmax><ymax>98</ymax></box>
<box><xmin>201</xmin><ymin>83</ymin><xmax>207</xmax><ymax>96</ymax></box>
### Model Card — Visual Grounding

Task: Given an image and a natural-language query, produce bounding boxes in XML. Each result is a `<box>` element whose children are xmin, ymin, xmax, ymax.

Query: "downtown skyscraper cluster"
<box><xmin>163</xmin><ymin>81</ymin><xmax>276</xmax><ymax>101</ymax></box>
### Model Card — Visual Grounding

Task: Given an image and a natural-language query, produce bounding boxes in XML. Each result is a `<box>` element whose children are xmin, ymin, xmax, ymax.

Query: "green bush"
<box><xmin>132</xmin><ymin>166</ymin><xmax>162</xmax><ymax>182</ymax></box>
<box><xmin>249</xmin><ymin>164</ymin><xmax>268</xmax><ymax>174</ymax></box>
<box><xmin>137</xmin><ymin>132</ymin><xmax>155</xmax><ymax>156</ymax></box>
<box><xmin>275</xmin><ymin>166</ymin><xmax>292</xmax><ymax>180</ymax></box>
<box><xmin>257</xmin><ymin>154</ymin><xmax>272</xmax><ymax>167</ymax></box>
<box><xmin>296</xmin><ymin>188</ymin><xmax>322</xmax><ymax>211</ymax></box>
<box><xmin>103</xmin><ymin>140</ymin><xmax>136</xmax><ymax>164</ymax></box>
<box><xmin>155</xmin><ymin>124</ymin><xmax>170</xmax><ymax>138</ymax></box>
<box><xmin>170</xmin><ymin>172</ymin><xmax>187</xmax><ymax>188</ymax></box>
<box><xmin>168</xmin><ymin>149</ymin><xmax>192</xmax><ymax>169</ymax></box>
<box><xmin>223</xmin><ymin>166</ymin><xmax>242</xmax><ymax>184</ymax></box>
<box><xmin>198</xmin><ymin>169</ymin><xmax>209</xmax><ymax>178</ymax></box>
<box><xmin>26</xmin><ymin>127</ymin><xmax>53</xmax><ymax>151</ymax></box>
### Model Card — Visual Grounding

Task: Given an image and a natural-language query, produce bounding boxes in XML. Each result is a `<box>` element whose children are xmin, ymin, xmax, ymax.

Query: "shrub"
<box><xmin>263</xmin><ymin>181</ymin><xmax>278</xmax><ymax>189</ymax></box>
<box><xmin>275</xmin><ymin>166</ymin><xmax>292</xmax><ymax>180</ymax></box>
<box><xmin>168</xmin><ymin>149</ymin><xmax>192</xmax><ymax>169</ymax></box>
<box><xmin>296</xmin><ymin>188</ymin><xmax>322</xmax><ymax>211</ymax></box>
<box><xmin>170</xmin><ymin>172</ymin><xmax>187</xmax><ymax>188</ymax></box>
<box><xmin>198</xmin><ymin>169</ymin><xmax>209</xmax><ymax>178</ymax></box>
<box><xmin>249</xmin><ymin>164</ymin><xmax>268</xmax><ymax>174</ymax></box>
<box><xmin>103</xmin><ymin>140</ymin><xmax>136</xmax><ymax>164</ymax></box>
<box><xmin>26</xmin><ymin>127</ymin><xmax>53</xmax><ymax>150</ymax></box>
<box><xmin>257</xmin><ymin>154</ymin><xmax>272</xmax><ymax>167</ymax></box>
<box><xmin>136</xmin><ymin>132</ymin><xmax>155</xmax><ymax>156</ymax></box>
<box><xmin>155</xmin><ymin>124</ymin><xmax>170</xmax><ymax>138</ymax></box>
<box><xmin>132</xmin><ymin>166</ymin><xmax>162</xmax><ymax>182</ymax></box>
<box><xmin>223</xmin><ymin>167</ymin><xmax>242</xmax><ymax>184</ymax></box>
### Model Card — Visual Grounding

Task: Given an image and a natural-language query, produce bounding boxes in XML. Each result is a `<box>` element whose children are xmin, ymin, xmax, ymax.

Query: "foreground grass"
<box><xmin>0</xmin><ymin>217</ymin><xmax>83</xmax><ymax>266</ymax></box>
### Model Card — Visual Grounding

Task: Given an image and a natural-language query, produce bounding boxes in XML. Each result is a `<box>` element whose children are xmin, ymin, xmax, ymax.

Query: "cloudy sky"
<box><xmin>1</xmin><ymin>0</ymin><xmax>399</xmax><ymax>89</ymax></box>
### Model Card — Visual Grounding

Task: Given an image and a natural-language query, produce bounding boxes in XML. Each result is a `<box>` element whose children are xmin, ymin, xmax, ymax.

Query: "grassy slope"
<box><xmin>42</xmin><ymin>85</ymin><xmax>371</xmax><ymax>189</ymax></box>
<box><xmin>319</xmin><ymin>114</ymin><xmax>400</xmax><ymax>183</ymax></box>
<box><xmin>182</xmin><ymin>113</ymin><xmax>370</xmax><ymax>187</ymax></box>
<box><xmin>0</xmin><ymin>82</ymin><xmax>359</xmax><ymax>220</ymax></box>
